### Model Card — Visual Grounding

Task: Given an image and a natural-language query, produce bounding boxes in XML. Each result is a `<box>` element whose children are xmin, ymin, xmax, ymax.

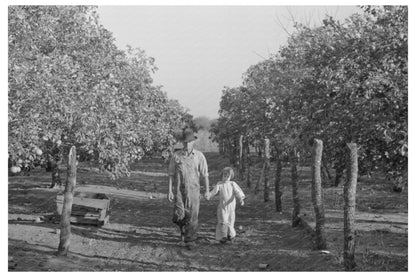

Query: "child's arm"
<box><xmin>232</xmin><ymin>182</ymin><xmax>246</xmax><ymax>205</ymax></box>
<box><xmin>207</xmin><ymin>183</ymin><xmax>220</xmax><ymax>200</ymax></box>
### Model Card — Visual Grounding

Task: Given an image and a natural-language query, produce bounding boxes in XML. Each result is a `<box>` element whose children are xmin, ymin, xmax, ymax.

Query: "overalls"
<box><xmin>172</xmin><ymin>152</ymin><xmax>201</xmax><ymax>243</ymax></box>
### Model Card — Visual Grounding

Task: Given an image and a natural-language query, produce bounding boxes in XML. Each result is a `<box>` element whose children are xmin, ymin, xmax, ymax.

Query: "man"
<box><xmin>167</xmin><ymin>128</ymin><xmax>210</xmax><ymax>250</ymax></box>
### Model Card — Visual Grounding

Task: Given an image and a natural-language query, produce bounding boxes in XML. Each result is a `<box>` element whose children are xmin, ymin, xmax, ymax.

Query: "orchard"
<box><xmin>212</xmin><ymin>6</ymin><xmax>407</xmax><ymax>193</ymax></box>
<box><xmin>210</xmin><ymin>7</ymin><xmax>407</xmax><ymax>270</ymax></box>
<box><xmin>8</xmin><ymin>6</ymin><xmax>193</xmax><ymax>181</ymax></box>
<box><xmin>8</xmin><ymin>5</ymin><xmax>408</xmax><ymax>272</ymax></box>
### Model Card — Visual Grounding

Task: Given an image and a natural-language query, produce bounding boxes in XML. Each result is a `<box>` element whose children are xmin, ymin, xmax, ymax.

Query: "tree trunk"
<box><xmin>323</xmin><ymin>161</ymin><xmax>332</xmax><ymax>180</ymax></box>
<box><xmin>321</xmin><ymin>162</ymin><xmax>332</xmax><ymax>187</ymax></box>
<box><xmin>264</xmin><ymin>160</ymin><xmax>270</xmax><ymax>201</ymax></box>
<box><xmin>334</xmin><ymin>167</ymin><xmax>343</xmax><ymax>187</ymax></box>
<box><xmin>245</xmin><ymin>141</ymin><xmax>251</xmax><ymax>188</ymax></box>
<box><xmin>224</xmin><ymin>140</ymin><xmax>228</xmax><ymax>157</ymax></box>
<box><xmin>57</xmin><ymin>146</ymin><xmax>77</xmax><ymax>256</ymax></box>
<box><xmin>218</xmin><ymin>140</ymin><xmax>224</xmax><ymax>155</ymax></box>
<box><xmin>227</xmin><ymin>138</ymin><xmax>235</xmax><ymax>165</ymax></box>
<box><xmin>238</xmin><ymin>135</ymin><xmax>244</xmax><ymax>178</ymax></box>
<box><xmin>344</xmin><ymin>143</ymin><xmax>358</xmax><ymax>271</ymax></box>
<box><xmin>274</xmin><ymin>145</ymin><xmax>283</xmax><ymax>212</ymax></box>
<box><xmin>291</xmin><ymin>147</ymin><xmax>301</xmax><ymax>227</ymax></box>
<box><xmin>48</xmin><ymin>158</ymin><xmax>62</xmax><ymax>189</ymax></box>
<box><xmin>257</xmin><ymin>141</ymin><xmax>262</xmax><ymax>158</ymax></box>
<box><xmin>52</xmin><ymin>165</ymin><xmax>62</xmax><ymax>188</ymax></box>
<box><xmin>233</xmin><ymin>137</ymin><xmax>239</xmax><ymax>168</ymax></box>
<box><xmin>255</xmin><ymin>162</ymin><xmax>265</xmax><ymax>195</ymax></box>
<box><xmin>311</xmin><ymin>139</ymin><xmax>327</xmax><ymax>250</ymax></box>
<box><xmin>264</xmin><ymin>138</ymin><xmax>271</xmax><ymax>202</ymax></box>
<box><xmin>242</xmin><ymin>137</ymin><xmax>247</xmax><ymax>175</ymax></box>
<box><xmin>333</xmin><ymin>156</ymin><xmax>345</xmax><ymax>187</ymax></box>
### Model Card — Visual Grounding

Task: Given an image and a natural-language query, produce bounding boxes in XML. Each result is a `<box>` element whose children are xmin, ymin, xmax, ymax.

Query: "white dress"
<box><xmin>209</xmin><ymin>181</ymin><xmax>245</xmax><ymax>240</ymax></box>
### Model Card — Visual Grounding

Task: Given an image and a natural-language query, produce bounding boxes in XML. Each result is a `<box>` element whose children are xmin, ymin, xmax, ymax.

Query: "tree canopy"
<box><xmin>213</xmin><ymin>6</ymin><xmax>407</xmax><ymax>185</ymax></box>
<box><xmin>9</xmin><ymin>6</ymin><xmax>192</xmax><ymax>179</ymax></box>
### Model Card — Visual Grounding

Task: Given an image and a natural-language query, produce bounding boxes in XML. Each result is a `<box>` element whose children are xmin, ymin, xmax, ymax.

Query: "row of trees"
<box><xmin>211</xmin><ymin>6</ymin><xmax>407</xmax><ymax>190</ymax></box>
<box><xmin>8</xmin><ymin>6</ymin><xmax>193</xmax><ymax>180</ymax></box>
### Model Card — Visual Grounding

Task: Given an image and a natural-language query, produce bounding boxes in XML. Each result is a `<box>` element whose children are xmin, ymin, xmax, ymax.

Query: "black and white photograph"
<box><xmin>5</xmin><ymin>0</ymin><xmax>411</xmax><ymax>272</ymax></box>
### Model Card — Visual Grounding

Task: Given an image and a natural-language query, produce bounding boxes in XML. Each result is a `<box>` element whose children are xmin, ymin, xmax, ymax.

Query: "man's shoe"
<box><xmin>185</xmin><ymin>241</ymin><xmax>196</xmax><ymax>250</ymax></box>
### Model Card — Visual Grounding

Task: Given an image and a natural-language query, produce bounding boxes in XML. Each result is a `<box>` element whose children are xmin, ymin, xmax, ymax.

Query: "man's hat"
<box><xmin>181</xmin><ymin>128</ymin><xmax>197</xmax><ymax>142</ymax></box>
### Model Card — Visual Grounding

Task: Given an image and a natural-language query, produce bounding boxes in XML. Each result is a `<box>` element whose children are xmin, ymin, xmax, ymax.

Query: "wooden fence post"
<box><xmin>344</xmin><ymin>143</ymin><xmax>358</xmax><ymax>270</ymax></box>
<box><xmin>291</xmin><ymin>147</ymin><xmax>301</xmax><ymax>227</ymax></box>
<box><xmin>57</xmin><ymin>146</ymin><xmax>77</xmax><ymax>256</ymax></box>
<box><xmin>311</xmin><ymin>139</ymin><xmax>327</xmax><ymax>250</ymax></box>
<box><xmin>274</xmin><ymin>145</ymin><xmax>283</xmax><ymax>212</ymax></box>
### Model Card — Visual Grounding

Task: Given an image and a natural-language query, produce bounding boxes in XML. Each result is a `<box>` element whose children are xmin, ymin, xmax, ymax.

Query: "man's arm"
<box><xmin>167</xmin><ymin>154</ymin><xmax>175</xmax><ymax>202</ymax></box>
<box><xmin>198</xmin><ymin>152</ymin><xmax>210</xmax><ymax>200</ymax></box>
<box><xmin>203</xmin><ymin>175</ymin><xmax>210</xmax><ymax>200</ymax></box>
<box><xmin>167</xmin><ymin>175</ymin><xmax>174</xmax><ymax>202</ymax></box>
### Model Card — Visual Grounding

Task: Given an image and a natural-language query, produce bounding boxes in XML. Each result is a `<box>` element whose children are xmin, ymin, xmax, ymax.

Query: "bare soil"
<box><xmin>8</xmin><ymin>153</ymin><xmax>407</xmax><ymax>271</ymax></box>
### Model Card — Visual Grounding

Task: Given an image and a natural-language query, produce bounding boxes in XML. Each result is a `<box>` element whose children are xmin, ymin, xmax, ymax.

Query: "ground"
<box><xmin>8</xmin><ymin>153</ymin><xmax>408</xmax><ymax>271</ymax></box>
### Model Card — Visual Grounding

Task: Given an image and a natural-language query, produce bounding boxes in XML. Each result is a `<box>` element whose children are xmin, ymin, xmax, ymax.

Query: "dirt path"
<box><xmin>8</xmin><ymin>182</ymin><xmax>342</xmax><ymax>271</ymax></box>
<box><xmin>8</xmin><ymin>154</ymin><xmax>407</xmax><ymax>271</ymax></box>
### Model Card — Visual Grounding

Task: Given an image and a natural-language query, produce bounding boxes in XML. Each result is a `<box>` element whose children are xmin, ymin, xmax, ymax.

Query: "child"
<box><xmin>207</xmin><ymin>167</ymin><xmax>245</xmax><ymax>244</ymax></box>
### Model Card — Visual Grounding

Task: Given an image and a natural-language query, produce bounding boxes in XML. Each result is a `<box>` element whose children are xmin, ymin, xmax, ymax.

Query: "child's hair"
<box><xmin>222</xmin><ymin>167</ymin><xmax>234</xmax><ymax>179</ymax></box>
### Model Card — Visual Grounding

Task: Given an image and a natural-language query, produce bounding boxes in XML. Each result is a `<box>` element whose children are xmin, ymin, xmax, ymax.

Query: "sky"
<box><xmin>97</xmin><ymin>5</ymin><xmax>362</xmax><ymax>119</ymax></box>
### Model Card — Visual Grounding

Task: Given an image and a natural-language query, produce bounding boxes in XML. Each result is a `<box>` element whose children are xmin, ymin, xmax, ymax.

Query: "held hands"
<box><xmin>169</xmin><ymin>191</ymin><xmax>211</xmax><ymax>201</ymax></box>
<box><xmin>167</xmin><ymin>190</ymin><xmax>174</xmax><ymax>202</ymax></box>
<box><xmin>240</xmin><ymin>199</ymin><xmax>245</xmax><ymax>206</ymax></box>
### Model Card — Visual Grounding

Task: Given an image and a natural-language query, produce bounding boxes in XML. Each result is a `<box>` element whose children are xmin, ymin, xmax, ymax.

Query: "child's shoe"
<box><xmin>219</xmin><ymin>237</ymin><xmax>228</xmax><ymax>244</ymax></box>
<box><xmin>227</xmin><ymin>235</ymin><xmax>235</xmax><ymax>244</ymax></box>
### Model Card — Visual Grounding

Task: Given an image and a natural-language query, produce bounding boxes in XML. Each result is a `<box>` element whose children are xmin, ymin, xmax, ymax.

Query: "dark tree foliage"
<box><xmin>213</xmin><ymin>6</ymin><xmax>407</xmax><ymax>187</ymax></box>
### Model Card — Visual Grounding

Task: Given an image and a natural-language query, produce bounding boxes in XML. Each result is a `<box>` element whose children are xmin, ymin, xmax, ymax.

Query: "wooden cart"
<box><xmin>56</xmin><ymin>192</ymin><xmax>110</xmax><ymax>226</ymax></box>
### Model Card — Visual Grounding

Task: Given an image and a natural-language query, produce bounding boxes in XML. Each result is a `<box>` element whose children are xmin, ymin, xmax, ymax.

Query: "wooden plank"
<box><xmin>71</xmin><ymin>206</ymin><xmax>99</xmax><ymax>213</ymax></box>
<box><xmin>56</xmin><ymin>195</ymin><xmax>109</xmax><ymax>213</ymax></box>
<box><xmin>72</xmin><ymin>197</ymin><xmax>109</xmax><ymax>210</ymax></box>
<box><xmin>69</xmin><ymin>216</ymin><xmax>101</xmax><ymax>226</ymax></box>
<box><xmin>74</xmin><ymin>192</ymin><xmax>110</xmax><ymax>201</ymax></box>
<box><xmin>72</xmin><ymin>204</ymin><xmax>101</xmax><ymax>212</ymax></box>
<box><xmin>103</xmin><ymin>215</ymin><xmax>110</xmax><ymax>225</ymax></box>
<box><xmin>99</xmin><ymin>208</ymin><xmax>107</xmax><ymax>221</ymax></box>
<box><xmin>71</xmin><ymin>210</ymin><xmax>98</xmax><ymax>216</ymax></box>
<box><xmin>70</xmin><ymin>211</ymin><xmax>100</xmax><ymax>217</ymax></box>
<box><xmin>56</xmin><ymin>191</ymin><xmax>110</xmax><ymax>227</ymax></box>
<box><xmin>56</xmin><ymin>193</ymin><xmax>110</xmax><ymax>202</ymax></box>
